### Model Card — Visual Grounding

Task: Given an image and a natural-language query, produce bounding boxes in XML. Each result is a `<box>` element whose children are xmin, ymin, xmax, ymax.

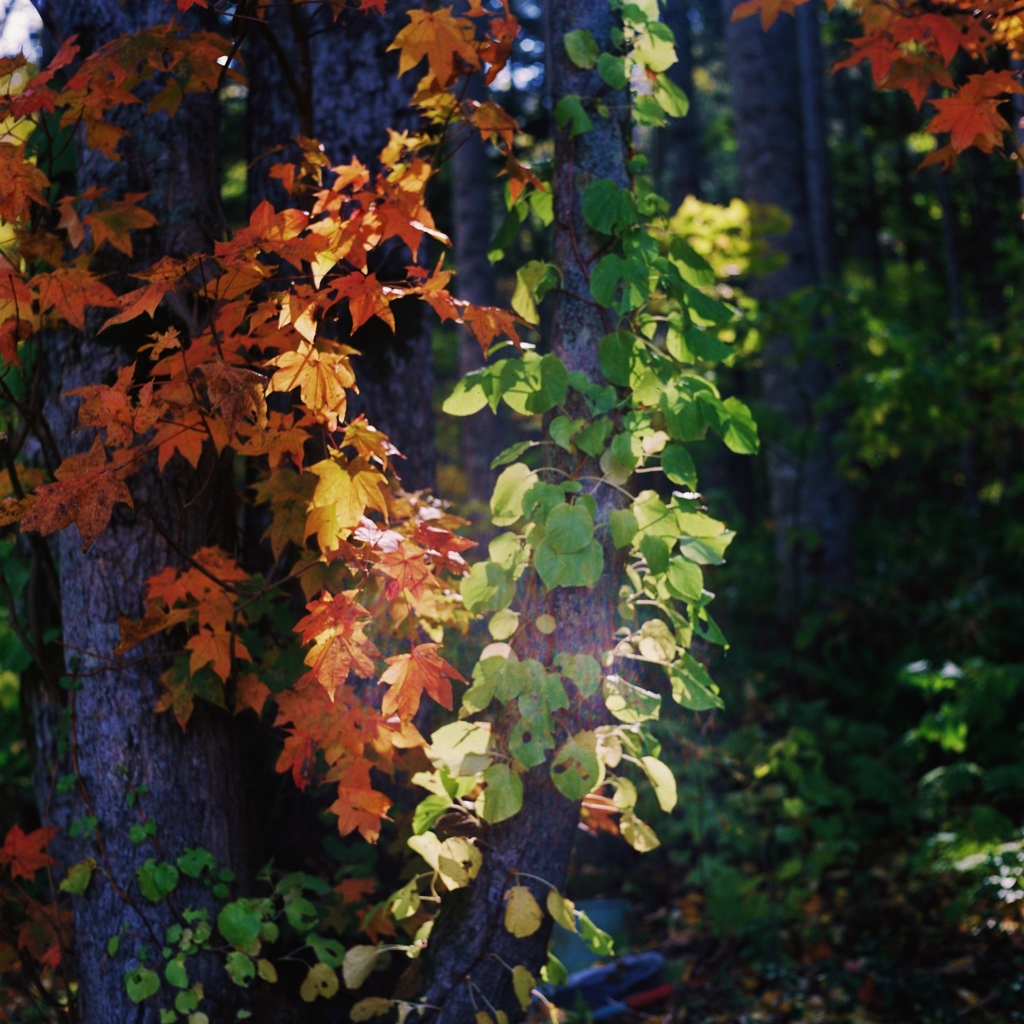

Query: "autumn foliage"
<box><xmin>734</xmin><ymin>0</ymin><xmax>1024</xmax><ymax>168</ymax></box>
<box><xmin>0</xmin><ymin>0</ymin><xmax>532</xmax><ymax>998</ymax></box>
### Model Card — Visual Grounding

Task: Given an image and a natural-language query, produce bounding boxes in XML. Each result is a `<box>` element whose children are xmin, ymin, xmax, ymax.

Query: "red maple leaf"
<box><xmin>0</xmin><ymin>825</ymin><xmax>57</xmax><ymax>881</ymax></box>
<box><xmin>18</xmin><ymin>901</ymin><xmax>69</xmax><ymax>969</ymax></box>
<box><xmin>377</xmin><ymin>544</ymin><xmax>434</xmax><ymax>601</ymax></box>
<box><xmin>21</xmin><ymin>437</ymin><xmax>134</xmax><ymax>552</ymax></box>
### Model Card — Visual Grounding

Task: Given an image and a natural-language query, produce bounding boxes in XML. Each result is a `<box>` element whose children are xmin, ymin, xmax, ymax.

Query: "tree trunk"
<box><xmin>244</xmin><ymin>1</ymin><xmax>436</xmax><ymax>490</ymax></box>
<box><xmin>796</xmin><ymin>0</ymin><xmax>837</xmax><ymax>280</ymax></box>
<box><xmin>723</xmin><ymin>0</ymin><xmax>851</xmax><ymax>613</ymax></box>
<box><xmin>29</xmin><ymin>3</ymin><xmax>255</xmax><ymax>1021</ymax></box>
<box><xmin>451</xmin><ymin>73</ymin><xmax>504</xmax><ymax>502</ymax></box>
<box><xmin>657</xmin><ymin>0</ymin><xmax>701</xmax><ymax>206</ymax></box>
<box><xmin>402</xmin><ymin>2</ymin><xmax>631</xmax><ymax>1021</ymax></box>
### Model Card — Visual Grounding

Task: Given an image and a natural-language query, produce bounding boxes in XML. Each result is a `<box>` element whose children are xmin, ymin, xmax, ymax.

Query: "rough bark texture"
<box><xmin>723</xmin><ymin>0</ymin><xmax>851</xmax><ymax>613</ymax></box>
<box><xmin>29</xmin><ymin>3</ymin><xmax>254</xmax><ymax>1021</ymax></box>
<box><xmin>452</xmin><ymin>73</ymin><xmax>504</xmax><ymax>501</ymax></box>
<box><xmin>245</xmin><ymin>1</ymin><xmax>436</xmax><ymax>490</ymax></box>
<box><xmin>401</xmin><ymin>2</ymin><xmax>631</xmax><ymax>1020</ymax></box>
<box><xmin>657</xmin><ymin>0</ymin><xmax>702</xmax><ymax>206</ymax></box>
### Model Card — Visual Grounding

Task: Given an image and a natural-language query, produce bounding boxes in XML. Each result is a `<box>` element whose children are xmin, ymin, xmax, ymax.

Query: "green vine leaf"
<box><xmin>603</xmin><ymin>675</ymin><xmax>661</xmax><ymax>723</ymax></box>
<box><xmin>491</xmin><ymin>463</ymin><xmax>538</xmax><ymax>526</ymax></box>
<box><xmin>477</xmin><ymin>763</ymin><xmax>524</xmax><ymax>823</ymax></box>
<box><xmin>544</xmin><ymin>503</ymin><xmax>595</xmax><ymax>554</ymax></box>
<box><xmin>217</xmin><ymin>900</ymin><xmax>263</xmax><ymax>955</ymax></box>
<box><xmin>583</xmin><ymin>179</ymin><xmax>638</xmax><ymax>236</ymax></box>
<box><xmin>597</xmin><ymin>52</ymin><xmax>629</xmax><ymax>89</ymax></box>
<box><xmin>136</xmin><ymin>859</ymin><xmax>179</xmax><ymax>903</ymax></box>
<box><xmin>555</xmin><ymin>653</ymin><xmax>602</xmax><ymax>698</ymax></box>
<box><xmin>669</xmin><ymin>654</ymin><xmax>724</xmax><ymax>710</ymax></box>
<box><xmin>554</xmin><ymin>94</ymin><xmax>593</xmax><ymax>137</ymax></box>
<box><xmin>550</xmin><ymin>731</ymin><xmax>603</xmax><ymax>799</ymax></box>
<box><xmin>125</xmin><ymin>966</ymin><xmax>160</xmax><ymax>1004</ymax></box>
<box><xmin>563</xmin><ymin>29</ymin><xmax>599</xmax><ymax>69</ymax></box>
<box><xmin>225</xmin><ymin>951</ymin><xmax>256</xmax><ymax>988</ymax></box>
<box><xmin>654</xmin><ymin>74</ymin><xmax>689</xmax><ymax>117</ymax></box>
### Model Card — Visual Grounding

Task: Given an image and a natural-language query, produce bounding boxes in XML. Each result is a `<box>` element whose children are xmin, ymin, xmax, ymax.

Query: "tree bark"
<box><xmin>401</xmin><ymin>1</ymin><xmax>631</xmax><ymax>1020</ymax></box>
<box><xmin>723</xmin><ymin>0</ymin><xmax>851</xmax><ymax>613</ymax></box>
<box><xmin>244</xmin><ymin>1</ymin><xmax>436</xmax><ymax>490</ymax></box>
<box><xmin>29</xmin><ymin>3</ymin><xmax>255</xmax><ymax>1021</ymax></box>
<box><xmin>451</xmin><ymin>73</ymin><xmax>504</xmax><ymax>502</ymax></box>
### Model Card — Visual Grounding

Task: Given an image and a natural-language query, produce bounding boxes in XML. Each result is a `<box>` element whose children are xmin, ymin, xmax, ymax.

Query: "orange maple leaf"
<box><xmin>413</xmin><ymin>521</ymin><xmax>476</xmax><ymax>574</ymax></box>
<box><xmin>731</xmin><ymin>0</ymin><xmax>802</xmax><ymax>31</ymax></box>
<box><xmin>388</xmin><ymin>7</ymin><xmax>480</xmax><ymax>85</ymax></box>
<box><xmin>275</xmin><ymin>683</ymin><xmax>373</xmax><ymax>789</ymax></box>
<box><xmin>295</xmin><ymin>589</ymin><xmax>380</xmax><ymax>699</ymax></box>
<box><xmin>833</xmin><ymin>31</ymin><xmax>901</xmax><ymax>85</ymax></box>
<box><xmin>21</xmin><ymin>437</ymin><xmax>133</xmax><ymax>551</ymax></box>
<box><xmin>928</xmin><ymin>71</ymin><xmax>1023</xmax><ymax>152</ymax></box>
<box><xmin>0</xmin><ymin>825</ymin><xmax>57</xmax><ymax>881</ymax></box>
<box><xmin>378</xmin><ymin>643</ymin><xmax>465</xmax><ymax>721</ymax></box>
<box><xmin>85</xmin><ymin>193</ymin><xmax>158</xmax><ymax>257</ymax></box>
<box><xmin>197</xmin><ymin>361</ymin><xmax>269</xmax><ymax>437</ymax></box>
<box><xmin>341</xmin><ymin>417</ymin><xmax>398</xmax><ymax>469</ymax></box>
<box><xmin>186</xmin><ymin>625</ymin><xmax>251</xmax><ymax>682</ymax></box>
<box><xmin>99</xmin><ymin>255</ymin><xmax>192</xmax><ymax>331</ymax></box>
<box><xmin>328</xmin><ymin>759</ymin><xmax>392</xmax><ymax>842</ymax></box>
<box><xmin>883</xmin><ymin>54</ymin><xmax>953</xmax><ymax>109</ymax></box>
<box><xmin>334</xmin><ymin>271</ymin><xmax>396</xmax><ymax>332</ymax></box>
<box><xmin>0</xmin><ymin>144</ymin><xmax>50</xmax><ymax>224</ymax></box>
<box><xmin>34</xmin><ymin>268</ymin><xmax>120</xmax><ymax>332</ymax></box>
<box><xmin>234</xmin><ymin>673</ymin><xmax>272</xmax><ymax>717</ymax></box>
<box><xmin>460</xmin><ymin>304</ymin><xmax>523</xmax><ymax>358</ymax></box>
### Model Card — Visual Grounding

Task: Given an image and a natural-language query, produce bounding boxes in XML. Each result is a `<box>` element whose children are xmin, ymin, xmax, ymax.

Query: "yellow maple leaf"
<box><xmin>266</xmin><ymin>339</ymin><xmax>357</xmax><ymax>432</ymax></box>
<box><xmin>306</xmin><ymin>457</ymin><xmax>389</xmax><ymax>551</ymax></box>
<box><xmin>387</xmin><ymin>7</ymin><xmax>479</xmax><ymax>85</ymax></box>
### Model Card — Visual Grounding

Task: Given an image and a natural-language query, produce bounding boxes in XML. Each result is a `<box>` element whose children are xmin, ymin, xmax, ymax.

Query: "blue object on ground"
<box><xmin>543</xmin><ymin>951</ymin><xmax>665</xmax><ymax>1013</ymax></box>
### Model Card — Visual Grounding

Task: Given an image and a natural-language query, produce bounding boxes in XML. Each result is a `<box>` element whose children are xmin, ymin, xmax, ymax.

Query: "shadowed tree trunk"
<box><xmin>657</xmin><ymin>0</ymin><xmax>702</xmax><ymax>206</ymax></box>
<box><xmin>723</xmin><ymin>0</ymin><xmax>851</xmax><ymax>614</ymax></box>
<box><xmin>397</xmin><ymin>1</ymin><xmax>630</xmax><ymax>1020</ymax></box>
<box><xmin>451</xmin><ymin>72</ymin><xmax>504</xmax><ymax>502</ymax></box>
<box><xmin>28</xmin><ymin>3</ymin><xmax>255</xmax><ymax>1022</ymax></box>
<box><xmin>244</xmin><ymin>1</ymin><xmax>436</xmax><ymax>489</ymax></box>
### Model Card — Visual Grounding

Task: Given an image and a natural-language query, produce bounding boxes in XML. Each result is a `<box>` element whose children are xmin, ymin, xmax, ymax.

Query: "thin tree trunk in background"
<box><xmin>245</xmin><ymin>1</ymin><xmax>436</xmax><ymax>490</ymax></box>
<box><xmin>1012</xmin><ymin>57</ymin><xmax>1024</xmax><ymax>222</ymax></box>
<box><xmin>657</xmin><ymin>0</ymin><xmax>701</xmax><ymax>206</ymax></box>
<box><xmin>934</xmin><ymin>167</ymin><xmax>978</xmax><ymax>515</ymax></box>
<box><xmin>29</xmin><ymin>4</ymin><xmax>254</xmax><ymax>1022</ymax></box>
<box><xmin>399</xmin><ymin>0</ymin><xmax>630</xmax><ymax>1019</ymax></box>
<box><xmin>452</xmin><ymin>74</ymin><xmax>503</xmax><ymax>501</ymax></box>
<box><xmin>796</xmin><ymin>0</ymin><xmax>837</xmax><ymax>280</ymax></box>
<box><xmin>723</xmin><ymin>0</ymin><xmax>851</xmax><ymax>615</ymax></box>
